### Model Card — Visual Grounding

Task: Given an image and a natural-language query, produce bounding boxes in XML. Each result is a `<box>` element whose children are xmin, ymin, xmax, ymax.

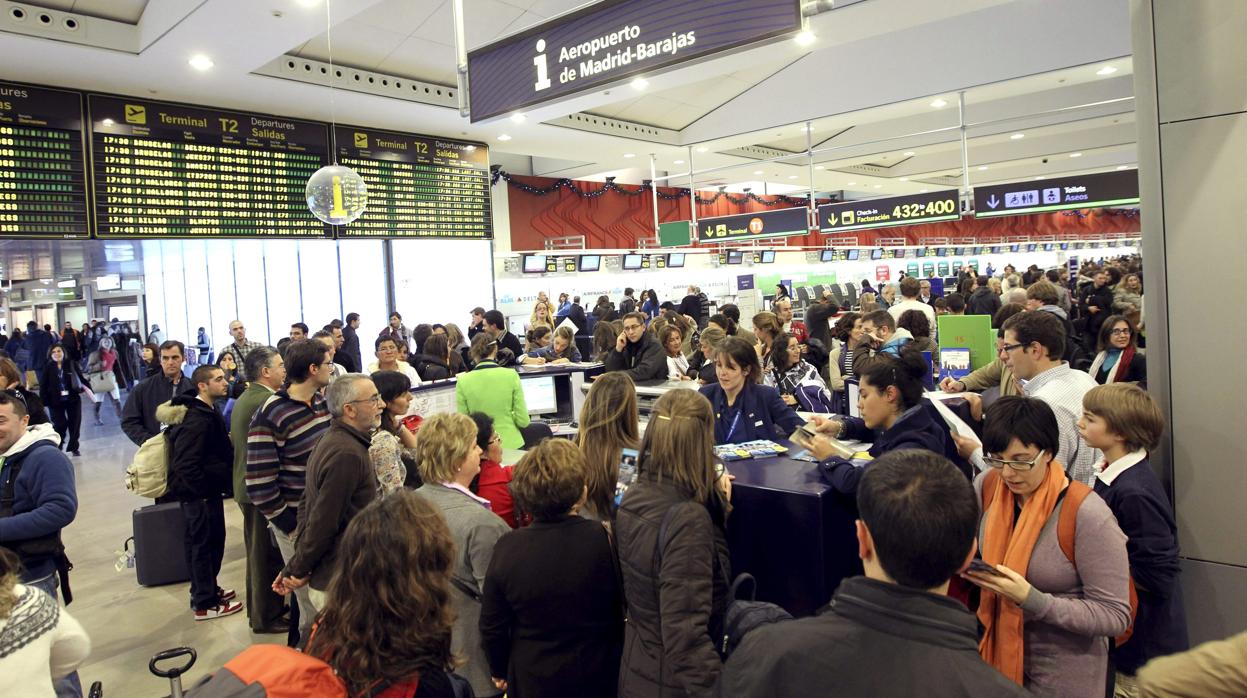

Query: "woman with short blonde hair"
<box><xmin>415</xmin><ymin>412</ymin><xmax>480</xmax><ymax>485</ymax></box>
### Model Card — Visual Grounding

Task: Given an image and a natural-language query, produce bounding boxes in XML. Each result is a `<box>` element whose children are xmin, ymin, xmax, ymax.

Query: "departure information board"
<box><xmin>334</xmin><ymin>125</ymin><xmax>491</xmax><ymax>238</ymax></box>
<box><xmin>0</xmin><ymin>83</ymin><xmax>89</xmax><ymax>239</ymax></box>
<box><xmin>89</xmin><ymin>95</ymin><xmax>332</xmax><ymax>238</ymax></box>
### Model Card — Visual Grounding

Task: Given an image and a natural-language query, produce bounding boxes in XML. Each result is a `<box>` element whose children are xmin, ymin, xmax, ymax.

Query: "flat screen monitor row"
<box><xmin>818</xmin><ymin>240</ymin><xmax>1134</xmax><ymax>262</ymax></box>
<box><xmin>521</xmin><ymin>250</ymin><xmax>789</xmax><ymax>274</ymax></box>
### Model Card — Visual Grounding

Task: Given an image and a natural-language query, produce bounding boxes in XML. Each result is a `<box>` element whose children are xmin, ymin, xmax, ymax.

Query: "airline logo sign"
<box><xmin>973</xmin><ymin>170</ymin><xmax>1138</xmax><ymax>217</ymax></box>
<box><xmin>467</xmin><ymin>0</ymin><xmax>801</xmax><ymax>122</ymax></box>
<box><xmin>697</xmin><ymin>207</ymin><xmax>809</xmax><ymax>243</ymax></box>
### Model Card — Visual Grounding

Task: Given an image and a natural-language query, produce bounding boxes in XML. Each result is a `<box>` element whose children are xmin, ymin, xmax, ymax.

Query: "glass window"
<box><xmin>338</xmin><ymin>240</ymin><xmax>388</xmax><ymax>339</ymax></box>
<box><xmin>231</xmin><ymin>240</ymin><xmax>270</xmax><ymax>346</ymax></box>
<box><xmin>205</xmin><ymin>240</ymin><xmax>238</xmax><ymax>351</ymax></box>
<box><xmin>298</xmin><ymin>240</ymin><xmax>342</xmax><ymax>331</ymax></box>
<box><xmin>141</xmin><ymin>240</ymin><xmax>165</xmax><ymax>339</ymax></box>
<box><xmin>263</xmin><ymin>239</ymin><xmax>303</xmax><ymax>346</ymax></box>
<box><xmin>181</xmin><ymin>239</ymin><xmax>212</xmax><ymax>357</ymax></box>
<box><xmin>161</xmin><ymin>241</ymin><xmax>190</xmax><ymax>346</ymax></box>
<box><xmin>390</xmin><ymin>239</ymin><xmax>494</xmax><ymax>326</ymax></box>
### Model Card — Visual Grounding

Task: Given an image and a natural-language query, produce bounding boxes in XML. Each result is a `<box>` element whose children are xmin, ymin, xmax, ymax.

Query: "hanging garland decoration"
<box><xmin>490</xmin><ymin>168</ymin><xmax>811</xmax><ymax>206</ymax></box>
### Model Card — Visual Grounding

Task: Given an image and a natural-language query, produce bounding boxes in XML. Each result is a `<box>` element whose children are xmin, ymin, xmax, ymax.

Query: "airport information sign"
<box><xmin>819</xmin><ymin>189</ymin><xmax>960</xmax><ymax>233</ymax></box>
<box><xmin>973</xmin><ymin>170</ymin><xmax>1139</xmax><ymax>218</ymax></box>
<box><xmin>89</xmin><ymin>95</ymin><xmax>331</xmax><ymax>238</ymax></box>
<box><xmin>467</xmin><ymin>0</ymin><xmax>801</xmax><ymax>122</ymax></box>
<box><xmin>334</xmin><ymin>125</ymin><xmax>491</xmax><ymax>238</ymax></box>
<box><xmin>0</xmin><ymin>83</ymin><xmax>90</xmax><ymax>239</ymax></box>
<box><xmin>697</xmin><ymin>206</ymin><xmax>809</xmax><ymax>243</ymax></box>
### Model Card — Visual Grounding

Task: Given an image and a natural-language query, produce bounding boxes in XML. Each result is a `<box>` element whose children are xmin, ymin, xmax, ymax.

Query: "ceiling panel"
<box><xmin>293</xmin><ymin>20</ymin><xmax>411</xmax><ymax>72</ymax></box>
<box><xmin>375</xmin><ymin>37</ymin><xmax>458</xmax><ymax>84</ymax></box>
<box><xmin>348</xmin><ymin>0</ymin><xmax>443</xmax><ymax>33</ymax></box>
<box><xmin>19</xmin><ymin>0</ymin><xmax>152</xmax><ymax>24</ymax></box>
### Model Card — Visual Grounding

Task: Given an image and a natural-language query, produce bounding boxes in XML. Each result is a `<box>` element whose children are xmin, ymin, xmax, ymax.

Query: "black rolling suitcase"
<box><xmin>132</xmin><ymin>502</ymin><xmax>190</xmax><ymax>586</ymax></box>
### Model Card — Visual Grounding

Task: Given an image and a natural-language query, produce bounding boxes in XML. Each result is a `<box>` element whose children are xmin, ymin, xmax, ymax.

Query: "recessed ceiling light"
<box><xmin>673</xmin><ymin>159</ymin><xmax>684</xmax><ymax>164</ymax></box>
<box><xmin>904</xmin><ymin>151</ymin><xmax>916</xmax><ymax>157</ymax></box>
<box><xmin>1035</xmin><ymin>175</ymin><xmax>1046</xmax><ymax>180</ymax></box>
<box><xmin>814</xmin><ymin>165</ymin><xmax>825</xmax><ymax>170</ymax></box>
<box><xmin>497</xmin><ymin>134</ymin><xmax>512</xmax><ymax>141</ymax></box>
<box><xmin>978</xmin><ymin>165</ymin><xmax>989</xmax><ymax>171</ymax></box>
<box><xmin>794</xmin><ymin>30</ymin><xmax>816</xmax><ymax>46</ymax></box>
<box><xmin>1069</xmin><ymin>152</ymin><xmax>1082</xmax><ymax>158</ymax></box>
<box><xmin>623</xmin><ymin>153</ymin><xmax>636</xmax><ymax>158</ymax></box>
<box><xmin>696</xmin><ymin>146</ymin><xmax>708</xmax><ymax>153</ymax></box>
<box><xmin>789</xmin><ymin>175</ymin><xmax>799</xmax><ymax>180</ymax></box>
<box><xmin>847</xmin><ymin>181</ymin><xmax>857</xmax><ymax>186</ymax></box>
<box><xmin>899</xmin><ymin>177</ymin><xmax>909</xmax><ymax>181</ymax></box>
<box><xmin>1010</xmin><ymin>133</ymin><xmax>1025</xmax><ymax>140</ymax></box>
<box><xmin>188</xmin><ymin>54</ymin><xmax>214</xmax><ymax>71</ymax></box>
<box><xmin>509</xmin><ymin>113</ymin><xmax>526</xmax><ymax>124</ymax></box>
<box><xmin>295</xmin><ymin>0</ymin><xmax>321</xmax><ymax>6</ymax></box>
<box><xmin>1117</xmin><ymin>165</ymin><xmax>1130</xmax><ymax>170</ymax></box>
<box><xmin>1096</xmin><ymin>65</ymin><xmax>1118</xmax><ymax>76</ymax></box>
<box><xmin>630</xmin><ymin>77</ymin><xmax>649</xmax><ymax>90</ymax></box>
<box><xmin>753</xmin><ymin>170</ymin><xmax>764</xmax><ymax>175</ymax></box>
<box><xmin>873</xmin><ymin>184</ymin><xmax>883</xmax><ymax>189</ymax></box>
<box><xmin>930</xmin><ymin>98</ymin><xmax>948</xmax><ymax>108</ymax></box>
<box><xmin>464</xmin><ymin>145</ymin><xmax>476</xmax><ymax>151</ymax></box>
<box><xmin>102</xmin><ymin>118</ymin><xmax>114</xmax><ymax>126</ymax></box>
<box><xmin>919</xmin><ymin>189</ymin><xmax>928</xmax><ymax>193</ymax></box>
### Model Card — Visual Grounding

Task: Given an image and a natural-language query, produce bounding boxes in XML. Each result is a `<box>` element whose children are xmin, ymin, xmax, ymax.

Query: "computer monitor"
<box><xmin>846</xmin><ymin>249</ymin><xmax>860</xmax><ymax>261</ymax></box>
<box><xmin>1010</xmin><ymin>244</ymin><xmax>1021</xmax><ymax>252</ymax></box>
<box><xmin>666</xmin><ymin>253</ymin><xmax>685</xmax><ymax>268</ymax></box>
<box><xmin>522</xmin><ymin>255</ymin><xmax>545</xmax><ymax>273</ymax></box>
<box><xmin>622</xmin><ymin>254</ymin><xmax>643</xmax><ymax>270</ymax></box>
<box><xmin>726</xmin><ymin>250</ymin><xmax>743</xmax><ymax>264</ymax></box>
<box><xmin>760</xmin><ymin>250</ymin><xmax>776</xmax><ymax>263</ymax></box>
<box><xmin>870</xmin><ymin>248</ymin><xmax>883</xmax><ymax>260</ymax></box>
<box><xmin>579</xmin><ymin>254</ymin><xmax>601</xmax><ymax>272</ymax></box>
<box><xmin>936</xmin><ymin>247</ymin><xmax>948</xmax><ymax>257</ymax></box>
<box><xmin>1027</xmin><ymin>243</ymin><xmax>1038</xmax><ymax>252</ymax></box>
<box><xmin>521</xmin><ymin>375</ymin><xmax>559</xmax><ymax>416</ymax></box>
<box><xmin>820</xmin><ymin>249</ymin><xmax>835</xmax><ymax>262</ymax></box>
<box><xmin>1043</xmin><ymin>243</ymin><xmax>1055</xmax><ymax>251</ymax></box>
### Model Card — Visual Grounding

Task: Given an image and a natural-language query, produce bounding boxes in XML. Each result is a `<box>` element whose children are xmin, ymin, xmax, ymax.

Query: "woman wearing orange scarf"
<box><xmin>963</xmin><ymin>396</ymin><xmax>1131</xmax><ymax>696</ymax></box>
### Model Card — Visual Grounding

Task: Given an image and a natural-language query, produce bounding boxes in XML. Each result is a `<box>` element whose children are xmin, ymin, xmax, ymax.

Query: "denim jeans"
<box><xmin>269</xmin><ymin>523</ymin><xmax>317</xmax><ymax>643</ymax></box>
<box><xmin>27</xmin><ymin>571</ymin><xmax>84</xmax><ymax>698</ymax></box>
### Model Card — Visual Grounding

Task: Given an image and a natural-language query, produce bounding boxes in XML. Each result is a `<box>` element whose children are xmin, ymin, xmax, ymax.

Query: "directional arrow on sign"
<box><xmin>828</xmin><ymin>212</ymin><xmax>838</xmax><ymax>226</ymax></box>
<box><xmin>986</xmin><ymin>195</ymin><xmax>1000</xmax><ymax>209</ymax></box>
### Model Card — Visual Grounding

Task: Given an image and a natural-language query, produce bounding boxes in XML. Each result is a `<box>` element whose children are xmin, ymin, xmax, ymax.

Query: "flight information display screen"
<box><xmin>89</xmin><ymin>95</ymin><xmax>332</xmax><ymax>237</ymax></box>
<box><xmin>0</xmin><ymin>82</ymin><xmax>89</xmax><ymax>239</ymax></box>
<box><xmin>334</xmin><ymin>125</ymin><xmax>491</xmax><ymax>238</ymax></box>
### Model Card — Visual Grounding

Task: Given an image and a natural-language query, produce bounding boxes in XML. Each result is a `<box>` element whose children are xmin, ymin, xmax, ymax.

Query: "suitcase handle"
<box><xmin>149</xmin><ymin>647</ymin><xmax>196</xmax><ymax>679</ymax></box>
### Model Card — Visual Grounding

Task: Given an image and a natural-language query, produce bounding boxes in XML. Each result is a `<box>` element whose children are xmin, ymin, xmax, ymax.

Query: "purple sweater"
<box><xmin>975</xmin><ymin>473</ymin><xmax>1132</xmax><ymax>696</ymax></box>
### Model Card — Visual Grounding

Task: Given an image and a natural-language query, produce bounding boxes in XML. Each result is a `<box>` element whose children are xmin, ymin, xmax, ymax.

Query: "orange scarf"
<box><xmin>977</xmin><ymin>462</ymin><xmax>1069</xmax><ymax>685</ymax></box>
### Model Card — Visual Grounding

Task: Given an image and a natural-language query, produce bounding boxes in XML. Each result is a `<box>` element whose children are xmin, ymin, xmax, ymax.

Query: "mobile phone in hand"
<box><xmin>968</xmin><ymin>559</ymin><xmax>1005</xmax><ymax>577</ymax></box>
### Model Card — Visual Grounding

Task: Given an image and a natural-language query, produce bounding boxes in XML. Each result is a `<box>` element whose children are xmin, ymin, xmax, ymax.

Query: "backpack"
<box><xmin>981</xmin><ymin>470</ymin><xmax>1139</xmax><ymax>646</ymax></box>
<box><xmin>185</xmin><ymin>644</ymin><xmax>351</xmax><ymax>698</ymax></box>
<box><xmin>719</xmin><ymin>573</ymin><xmax>793</xmax><ymax>658</ymax></box>
<box><xmin>125</xmin><ymin>432</ymin><xmax>169</xmax><ymax>498</ymax></box>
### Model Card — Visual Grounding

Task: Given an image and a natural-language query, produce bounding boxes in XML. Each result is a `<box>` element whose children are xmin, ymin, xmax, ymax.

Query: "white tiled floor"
<box><xmin>61</xmin><ymin>401</ymin><xmax>284</xmax><ymax>697</ymax></box>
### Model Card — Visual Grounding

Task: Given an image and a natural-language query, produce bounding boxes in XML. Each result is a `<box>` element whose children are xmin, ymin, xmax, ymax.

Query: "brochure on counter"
<box><xmin>714</xmin><ymin>440</ymin><xmax>789</xmax><ymax>461</ymax></box>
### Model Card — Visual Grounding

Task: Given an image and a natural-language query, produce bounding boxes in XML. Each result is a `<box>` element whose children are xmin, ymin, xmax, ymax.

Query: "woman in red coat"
<box><xmin>468</xmin><ymin>412</ymin><xmax>520</xmax><ymax>529</ymax></box>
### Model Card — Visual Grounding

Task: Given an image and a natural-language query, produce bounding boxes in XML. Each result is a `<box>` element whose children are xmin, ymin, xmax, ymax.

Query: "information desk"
<box><xmin>408</xmin><ymin>363</ymin><xmax>602</xmax><ymax>426</ymax></box>
<box><xmin>725</xmin><ymin>440</ymin><xmax>862</xmax><ymax>617</ymax></box>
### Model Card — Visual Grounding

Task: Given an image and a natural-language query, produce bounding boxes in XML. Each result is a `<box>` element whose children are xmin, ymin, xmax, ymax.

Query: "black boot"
<box><xmin>93</xmin><ymin>402</ymin><xmax>103</xmax><ymax>426</ymax></box>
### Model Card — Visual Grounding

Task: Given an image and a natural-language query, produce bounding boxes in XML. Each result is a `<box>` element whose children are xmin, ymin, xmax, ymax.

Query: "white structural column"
<box><xmin>1132</xmin><ymin>0</ymin><xmax>1247</xmax><ymax>643</ymax></box>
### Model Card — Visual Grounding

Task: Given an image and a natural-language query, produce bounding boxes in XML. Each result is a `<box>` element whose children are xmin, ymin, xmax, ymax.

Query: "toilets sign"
<box><xmin>467</xmin><ymin>0</ymin><xmax>801</xmax><ymax>123</ymax></box>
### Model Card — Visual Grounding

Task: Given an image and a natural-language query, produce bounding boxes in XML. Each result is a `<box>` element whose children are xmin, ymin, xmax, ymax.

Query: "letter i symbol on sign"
<box><xmin>533</xmin><ymin>39</ymin><xmax>552</xmax><ymax>91</ymax></box>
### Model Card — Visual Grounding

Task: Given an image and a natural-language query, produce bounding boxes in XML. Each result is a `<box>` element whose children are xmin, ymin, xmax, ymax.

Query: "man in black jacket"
<box><xmin>1078</xmin><ymin>269</ymin><xmax>1115</xmax><ymax>348</ymax></box>
<box><xmin>604</xmin><ymin>312</ymin><xmax>667</xmax><ymax>382</ymax></box>
<box><xmin>162</xmin><ymin>364</ymin><xmax>241</xmax><ymax>621</ymax></box>
<box><xmin>719</xmin><ymin>450</ymin><xmax>1027</xmax><ymax>697</ymax></box>
<box><xmin>966</xmin><ymin>275</ymin><xmax>1002</xmax><ymax>318</ymax></box>
<box><xmin>341</xmin><ymin>313</ymin><xmax>363</xmax><ymax>372</ymax></box>
<box><xmin>619</xmin><ymin>287</ymin><xmax>638</xmax><ymax>316</ymax></box>
<box><xmin>121</xmin><ymin>340</ymin><xmax>196</xmax><ymax>445</ymax></box>
<box><xmin>484</xmin><ymin>309</ymin><xmax>524</xmax><ymax>359</ymax></box>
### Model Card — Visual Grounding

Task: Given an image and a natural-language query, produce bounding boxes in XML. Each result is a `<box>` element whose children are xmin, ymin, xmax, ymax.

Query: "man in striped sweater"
<box><xmin>245</xmin><ymin>339</ymin><xmax>333</xmax><ymax>642</ymax></box>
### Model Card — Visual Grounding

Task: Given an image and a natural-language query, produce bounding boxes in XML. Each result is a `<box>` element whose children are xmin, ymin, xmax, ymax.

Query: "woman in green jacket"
<box><xmin>456</xmin><ymin>334</ymin><xmax>547</xmax><ymax>449</ymax></box>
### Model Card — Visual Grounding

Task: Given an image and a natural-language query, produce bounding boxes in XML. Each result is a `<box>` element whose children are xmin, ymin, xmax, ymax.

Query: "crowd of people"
<box><xmin>6</xmin><ymin>252</ymin><xmax>1244</xmax><ymax>698</ymax></box>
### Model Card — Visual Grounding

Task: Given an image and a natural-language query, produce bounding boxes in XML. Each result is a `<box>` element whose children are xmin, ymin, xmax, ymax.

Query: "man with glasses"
<box><xmin>605</xmin><ymin>312</ymin><xmax>667</xmax><ymax>382</ymax></box>
<box><xmin>272</xmin><ymin>374</ymin><xmax>381</xmax><ymax>612</ymax></box>
<box><xmin>245</xmin><ymin>339</ymin><xmax>333</xmax><ymax>642</ymax></box>
<box><xmin>223</xmin><ymin>320</ymin><xmax>263</xmax><ymax>369</ymax></box>
<box><xmin>964</xmin><ymin>311</ymin><xmax>1101</xmax><ymax>485</ymax></box>
<box><xmin>367</xmin><ymin>336</ymin><xmax>422</xmax><ymax>386</ymax></box>
<box><xmin>121</xmin><ymin>340</ymin><xmax>197</xmax><ymax>446</ymax></box>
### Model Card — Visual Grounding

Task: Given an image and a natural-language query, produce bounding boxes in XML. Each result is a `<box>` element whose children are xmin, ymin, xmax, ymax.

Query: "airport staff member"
<box><xmin>699</xmin><ymin>336</ymin><xmax>802</xmax><ymax>445</ymax></box>
<box><xmin>605</xmin><ymin>312</ymin><xmax>667</xmax><ymax>382</ymax></box>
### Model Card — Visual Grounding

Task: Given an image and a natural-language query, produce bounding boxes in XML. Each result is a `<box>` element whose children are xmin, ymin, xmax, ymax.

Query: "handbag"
<box><xmin>90</xmin><ymin>370</ymin><xmax>117</xmax><ymax>394</ymax></box>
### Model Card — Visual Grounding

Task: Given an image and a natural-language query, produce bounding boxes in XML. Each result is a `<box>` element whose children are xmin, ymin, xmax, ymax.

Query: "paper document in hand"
<box><xmin>929</xmin><ymin>397</ymin><xmax>980</xmax><ymax>446</ymax></box>
<box><xmin>556</xmin><ymin>317</ymin><xmax>579</xmax><ymax>334</ymax></box>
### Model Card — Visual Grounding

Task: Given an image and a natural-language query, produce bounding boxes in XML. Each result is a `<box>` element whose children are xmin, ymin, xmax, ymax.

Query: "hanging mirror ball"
<box><xmin>306</xmin><ymin>164</ymin><xmax>368</xmax><ymax>225</ymax></box>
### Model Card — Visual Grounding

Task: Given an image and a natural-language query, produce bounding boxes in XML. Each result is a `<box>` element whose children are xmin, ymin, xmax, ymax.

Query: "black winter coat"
<box><xmin>38</xmin><ymin>362</ymin><xmax>86</xmax><ymax>408</ymax></box>
<box><xmin>121</xmin><ymin>373</ymin><xmax>197</xmax><ymax>446</ymax></box>
<box><xmin>161</xmin><ymin>394</ymin><xmax>233</xmax><ymax>501</ymax></box>
<box><xmin>605</xmin><ymin>333</ymin><xmax>668</xmax><ymax>382</ymax></box>
<box><xmin>966</xmin><ymin>286</ymin><xmax>1002</xmax><ymax>319</ymax></box>
<box><xmin>615</xmin><ymin>477</ymin><xmax>731</xmax><ymax>698</ymax></box>
<box><xmin>412</xmin><ymin>354</ymin><xmax>453</xmax><ymax>382</ymax></box>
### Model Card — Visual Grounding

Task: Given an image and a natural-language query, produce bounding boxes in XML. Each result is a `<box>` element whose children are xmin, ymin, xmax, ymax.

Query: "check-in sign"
<box><xmin>819</xmin><ymin>190</ymin><xmax>961</xmax><ymax>233</ymax></box>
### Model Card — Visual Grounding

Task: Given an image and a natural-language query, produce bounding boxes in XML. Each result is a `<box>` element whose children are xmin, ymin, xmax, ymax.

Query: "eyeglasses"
<box><xmin>1109</xmin><ymin>328</ymin><xmax>1131</xmax><ymax>336</ymax></box>
<box><xmin>984</xmin><ymin>450</ymin><xmax>1046</xmax><ymax>471</ymax></box>
<box><xmin>488</xmin><ymin>434</ymin><xmax>502</xmax><ymax>445</ymax></box>
<box><xmin>348</xmin><ymin>393</ymin><xmax>384</xmax><ymax>406</ymax></box>
<box><xmin>999</xmin><ymin>342</ymin><xmax>1028</xmax><ymax>353</ymax></box>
